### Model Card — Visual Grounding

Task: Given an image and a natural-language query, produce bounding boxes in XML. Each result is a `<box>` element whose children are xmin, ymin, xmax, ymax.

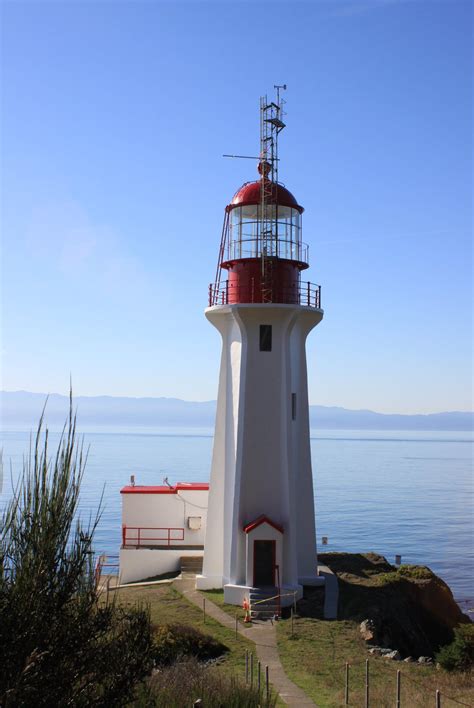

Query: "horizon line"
<box><xmin>1</xmin><ymin>390</ymin><xmax>473</xmax><ymax>418</ymax></box>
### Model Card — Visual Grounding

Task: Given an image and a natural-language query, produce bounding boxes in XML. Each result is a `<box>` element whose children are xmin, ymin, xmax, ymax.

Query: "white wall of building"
<box><xmin>197</xmin><ymin>303</ymin><xmax>323</xmax><ymax>598</ymax></box>
<box><xmin>121</xmin><ymin>489</ymin><xmax>208</xmax><ymax>547</ymax></box>
<box><xmin>119</xmin><ymin>548</ymin><xmax>203</xmax><ymax>584</ymax></box>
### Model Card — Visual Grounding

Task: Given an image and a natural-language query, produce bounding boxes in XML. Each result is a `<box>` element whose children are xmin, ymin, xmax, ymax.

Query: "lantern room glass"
<box><xmin>227</xmin><ymin>205</ymin><xmax>306</xmax><ymax>262</ymax></box>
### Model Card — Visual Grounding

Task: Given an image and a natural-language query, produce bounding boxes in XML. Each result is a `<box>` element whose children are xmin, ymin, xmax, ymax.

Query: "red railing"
<box><xmin>208</xmin><ymin>280</ymin><xmax>321</xmax><ymax>308</ymax></box>
<box><xmin>122</xmin><ymin>525</ymin><xmax>185</xmax><ymax>548</ymax></box>
<box><xmin>94</xmin><ymin>553</ymin><xmax>119</xmax><ymax>586</ymax></box>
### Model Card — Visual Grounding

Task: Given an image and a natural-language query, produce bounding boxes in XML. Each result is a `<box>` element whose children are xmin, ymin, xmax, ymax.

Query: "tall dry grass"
<box><xmin>137</xmin><ymin>656</ymin><xmax>278</xmax><ymax>707</ymax></box>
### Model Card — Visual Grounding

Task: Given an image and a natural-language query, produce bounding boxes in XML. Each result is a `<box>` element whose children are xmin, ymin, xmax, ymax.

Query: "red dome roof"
<box><xmin>227</xmin><ymin>180</ymin><xmax>304</xmax><ymax>213</ymax></box>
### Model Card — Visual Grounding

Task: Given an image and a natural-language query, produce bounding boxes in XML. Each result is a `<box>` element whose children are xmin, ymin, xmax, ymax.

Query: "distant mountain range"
<box><xmin>1</xmin><ymin>391</ymin><xmax>472</xmax><ymax>431</ymax></box>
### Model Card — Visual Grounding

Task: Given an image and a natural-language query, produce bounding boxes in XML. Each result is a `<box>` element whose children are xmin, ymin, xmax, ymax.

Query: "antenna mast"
<box><xmin>259</xmin><ymin>84</ymin><xmax>286</xmax><ymax>302</ymax></box>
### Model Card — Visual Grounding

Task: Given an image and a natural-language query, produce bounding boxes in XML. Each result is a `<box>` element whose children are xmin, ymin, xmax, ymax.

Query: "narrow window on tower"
<box><xmin>292</xmin><ymin>393</ymin><xmax>297</xmax><ymax>420</ymax></box>
<box><xmin>259</xmin><ymin>325</ymin><xmax>272</xmax><ymax>352</ymax></box>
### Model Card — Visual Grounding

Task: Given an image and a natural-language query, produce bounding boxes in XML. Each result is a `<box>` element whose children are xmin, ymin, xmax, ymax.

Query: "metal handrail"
<box><xmin>275</xmin><ymin>564</ymin><xmax>281</xmax><ymax>618</ymax></box>
<box><xmin>223</xmin><ymin>236</ymin><xmax>309</xmax><ymax>264</ymax></box>
<box><xmin>208</xmin><ymin>280</ymin><xmax>321</xmax><ymax>308</ymax></box>
<box><xmin>122</xmin><ymin>525</ymin><xmax>185</xmax><ymax>548</ymax></box>
<box><xmin>94</xmin><ymin>553</ymin><xmax>120</xmax><ymax>583</ymax></box>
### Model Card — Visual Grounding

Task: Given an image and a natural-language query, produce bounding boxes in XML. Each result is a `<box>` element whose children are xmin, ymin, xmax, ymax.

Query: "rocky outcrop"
<box><xmin>320</xmin><ymin>552</ymin><xmax>470</xmax><ymax>659</ymax></box>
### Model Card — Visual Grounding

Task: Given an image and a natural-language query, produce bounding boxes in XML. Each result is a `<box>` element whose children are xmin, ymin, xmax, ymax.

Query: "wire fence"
<box><xmin>237</xmin><ymin>647</ymin><xmax>473</xmax><ymax>707</ymax></box>
<box><xmin>317</xmin><ymin>654</ymin><xmax>473</xmax><ymax>707</ymax></box>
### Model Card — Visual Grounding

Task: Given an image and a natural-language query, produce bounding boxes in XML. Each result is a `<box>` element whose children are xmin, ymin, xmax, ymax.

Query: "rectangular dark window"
<box><xmin>291</xmin><ymin>393</ymin><xmax>297</xmax><ymax>420</ymax></box>
<box><xmin>259</xmin><ymin>324</ymin><xmax>272</xmax><ymax>352</ymax></box>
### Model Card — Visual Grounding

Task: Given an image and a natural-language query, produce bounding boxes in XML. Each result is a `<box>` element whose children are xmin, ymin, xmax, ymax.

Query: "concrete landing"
<box><xmin>317</xmin><ymin>564</ymin><xmax>339</xmax><ymax>619</ymax></box>
<box><xmin>173</xmin><ymin>577</ymin><xmax>317</xmax><ymax>706</ymax></box>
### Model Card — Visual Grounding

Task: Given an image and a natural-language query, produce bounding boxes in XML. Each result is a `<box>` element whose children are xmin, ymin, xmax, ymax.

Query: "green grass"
<box><xmin>112</xmin><ymin>580</ymin><xmax>473</xmax><ymax>707</ymax></box>
<box><xmin>276</xmin><ymin>614</ymin><xmax>474</xmax><ymax>707</ymax></box>
<box><xmin>200</xmin><ymin>588</ymin><xmax>254</xmax><ymax>626</ymax></box>
<box><xmin>110</xmin><ymin>583</ymin><xmax>254</xmax><ymax>676</ymax></box>
<box><xmin>397</xmin><ymin>564</ymin><xmax>435</xmax><ymax>580</ymax></box>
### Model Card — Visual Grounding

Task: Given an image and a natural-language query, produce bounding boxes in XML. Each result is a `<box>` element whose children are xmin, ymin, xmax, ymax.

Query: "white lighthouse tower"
<box><xmin>196</xmin><ymin>91</ymin><xmax>323</xmax><ymax>607</ymax></box>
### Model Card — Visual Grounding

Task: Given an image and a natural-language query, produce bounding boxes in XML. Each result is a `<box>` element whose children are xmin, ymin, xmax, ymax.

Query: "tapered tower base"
<box><xmin>197</xmin><ymin>303</ymin><xmax>323</xmax><ymax>601</ymax></box>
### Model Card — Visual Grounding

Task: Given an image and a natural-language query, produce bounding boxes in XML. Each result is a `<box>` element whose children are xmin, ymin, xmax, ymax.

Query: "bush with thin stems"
<box><xmin>0</xmin><ymin>397</ymin><xmax>154</xmax><ymax>706</ymax></box>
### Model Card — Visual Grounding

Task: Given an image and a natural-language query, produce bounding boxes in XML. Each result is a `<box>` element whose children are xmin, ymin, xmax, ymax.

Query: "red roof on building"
<box><xmin>120</xmin><ymin>482</ymin><xmax>209</xmax><ymax>494</ymax></box>
<box><xmin>243</xmin><ymin>515</ymin><xmax>284</xmax><ymax>534</ymax></box>
<box><xmin>227</xmin><ymin>180</ymin><xmax>303</xmax><ymax>214</ymax></box>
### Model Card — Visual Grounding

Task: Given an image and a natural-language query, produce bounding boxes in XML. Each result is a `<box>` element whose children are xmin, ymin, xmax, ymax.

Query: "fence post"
<box><xmin>365</xmin><ymin>658</ymin><xmax>369</xmax><ymax>708</ymax></box>
<box><xmin>235</xmin><ymin>613</ymin><xmax>238</xmax><ymax>640</ymax></box>
<box><xmin>345</xmin><ymin>662</ymin><xmax>349</xmax><ymax>705</ymax></box>
<box><xmin>250</xmin><ymin>652</ymin><xmax>254</xmax><ymax>687</ymax></box>
<box><xmin>265</xmin><ymin>665</ymin><xmax>269</xmax><ymax>702</ymax></box>
<box><xmin>203</xmin><ymin>598</ymin><xmax>206</xmax><ymax>624</ymax></box>
<box><xmin>245</xmin><ymin>650</ymin><xmax>249</xmax><ymax>684</ymax></box>
<box><xmin>258</xmin><ymin>660</ymin><xmax>261</xmax><ymax>692</ymax></box>
<box><xmin>436</xmin><ymin>690</ymin><xmax>441</xmax><ymax>708</ymax></box>
<box><xmin>396</xmin><ymin>669</ymin><xmax>401</xmax><ymax>708</ymax></box>
<box><xmin>291</xmin><ymin>608</ymin><xmax>294</xmax><ymax>636</ymax></box>
<box><xmin>293</xmin><ymin>591</ymin><xmax>297</xmax><ymax>614</ymax></box>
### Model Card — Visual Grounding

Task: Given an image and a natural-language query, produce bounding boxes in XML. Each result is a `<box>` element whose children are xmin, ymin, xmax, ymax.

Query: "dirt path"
<box><xmin>173</xmin><ymin>577</ymin><xmax>317</xmax><ymax>706</ymax></box>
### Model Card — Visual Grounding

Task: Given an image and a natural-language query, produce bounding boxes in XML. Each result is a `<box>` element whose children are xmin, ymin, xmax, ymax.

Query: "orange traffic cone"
<box><xmin>243</xmin><ymin>597</ymin><xmax>251</xmax><ymax>623</ymax></box>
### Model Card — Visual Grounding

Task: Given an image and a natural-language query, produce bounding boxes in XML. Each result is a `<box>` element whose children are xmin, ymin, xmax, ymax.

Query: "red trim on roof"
<box><xmin>243</xmin><ymin>515</ymin><xmax>284</xmax><ymax>534</ymax></box>
<box><xmin>120</xmin><ymin>482</ymin><xmax>209</xmax><ymax>494</ymax></box>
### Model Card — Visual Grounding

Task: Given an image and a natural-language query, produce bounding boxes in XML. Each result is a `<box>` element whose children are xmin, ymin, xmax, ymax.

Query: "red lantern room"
<box><xmin>209</xmin><ymin>91</ymin><xmax>321</xmax><ymax>309</ymax></box>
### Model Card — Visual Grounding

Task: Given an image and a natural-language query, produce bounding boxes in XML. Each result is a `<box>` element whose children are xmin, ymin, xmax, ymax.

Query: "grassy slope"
<box><xmin>277</xmin><ymin>615</ymin><xmax>471</xmax><ymax>707</ymax></box>
<box><xmin>275</xmin><ymin>553</ymin><xmax>474</xmax><ymax>707</ymax></box>
<box><xmin>110</xmin><ymin>582</ymin><xmax>286</xmax><ymax>705</ymax></box>
<box><xmin>107</xmin><ymin>583</ymin><xmax>254</xmax><ymax>676</ymax></box>
<box><xmin>109</xmin><ymin>580</ymin><xmax>473</xmax><ymax>707</ymax></box>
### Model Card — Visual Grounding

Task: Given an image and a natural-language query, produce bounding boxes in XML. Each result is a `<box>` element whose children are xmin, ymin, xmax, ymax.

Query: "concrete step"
<box><xmin>180</xmin><ymin>556</ymin><xmax>203</xmax><ymax>573</ymax></box>
<box><xmin>249</xmin><ymin>589</ymin><xmax>278</xmax><ymax>599</ymax></box>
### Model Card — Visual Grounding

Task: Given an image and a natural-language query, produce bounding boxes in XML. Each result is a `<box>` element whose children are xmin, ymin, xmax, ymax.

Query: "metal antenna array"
<box><xmin>260</xmin><ymin>85</ymin><xmax>286</xmax><ymax>302</ymax></box>
<box><xmin>214</xmin><ymin>86</ymin><xmax>287</xmax><ymax>304</ymax></box>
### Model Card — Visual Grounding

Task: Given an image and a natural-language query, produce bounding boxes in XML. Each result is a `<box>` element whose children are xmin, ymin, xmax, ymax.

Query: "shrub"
<box><xmin>0</xmin><ymin>399</ymin><xmax>154</xmax><ymax>706</ymax></box>
<box><xmin>436</xmin><ymin>625</ymin><xmax>474</xmax><ymax>672</ymax></box>
<box><xmin>397</xmin><ymin>564</ymin><xmax>434</xmax><ymax>580</ymax></box>
<box><xmin>153</xmin><ymin>623</ymin><xmax>228</xmax><ymax>665</ymax></box>
<box><xmin>136</xmin><ymin>656</ymin><xmax>277</xmax><ymax>707</ymax></box>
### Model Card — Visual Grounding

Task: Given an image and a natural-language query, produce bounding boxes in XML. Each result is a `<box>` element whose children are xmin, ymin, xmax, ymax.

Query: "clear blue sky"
<box><xmin>1</xmin><ymin>0</ymin><xmax>472</xmax><ymax>413</ymax></box>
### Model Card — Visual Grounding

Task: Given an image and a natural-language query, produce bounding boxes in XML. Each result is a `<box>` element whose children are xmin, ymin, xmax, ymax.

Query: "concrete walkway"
<box><xmin>173</xmin><ymin>577</ymin><xmax>317</xmax><ymax>706</ymax></box>
<box><xmin>317</xmin><ymin>565</ymin><xmax>339</xmax><ymax>620</ymax></box>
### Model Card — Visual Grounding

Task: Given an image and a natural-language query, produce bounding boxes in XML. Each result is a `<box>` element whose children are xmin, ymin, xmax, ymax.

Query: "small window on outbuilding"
<box><xmin>291</xmin><ymin>393</ymin><xmax>297</xmax><ymax>420</ymax></box>
<box><xmin>259</xmin><ymin>325</ymin><xmax>272</xmax><ymax>352</ymax></box>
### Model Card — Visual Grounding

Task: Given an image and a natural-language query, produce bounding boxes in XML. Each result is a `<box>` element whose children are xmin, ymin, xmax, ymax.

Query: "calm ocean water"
<box><xmin>1</xmin><ymin>428</ymin><xmax>473</xmax><ymax>614</ymax></box>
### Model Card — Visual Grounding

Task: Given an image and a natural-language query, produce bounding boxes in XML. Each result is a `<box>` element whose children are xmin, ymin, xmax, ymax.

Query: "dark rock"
<box><xmin>319</xmin><ymin>552</ymin><xmax>470</xmax><ymax>659</ymax></box>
